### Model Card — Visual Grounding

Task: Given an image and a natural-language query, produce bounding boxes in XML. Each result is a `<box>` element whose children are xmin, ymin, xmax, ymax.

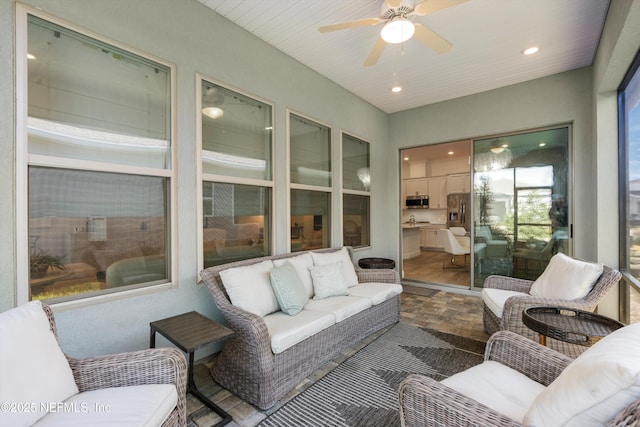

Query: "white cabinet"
<box><xmin>427</xmin><ymin>177</ymin><xmax>447</xmax><ymax>209</ymax></box>
<box><xmin>448</xmin><ymin>173</ymin><xmax>471</xmax><ymax>193</ymax></box>
<box><xmin>405</xmin><ymin>178</ymin><xmax>428</xmax><ymax>196</ymax></box>
<box><xmin>420</xmin><ymin>226</ymin><xmax>444</xmax><ymax>249</ymax></box>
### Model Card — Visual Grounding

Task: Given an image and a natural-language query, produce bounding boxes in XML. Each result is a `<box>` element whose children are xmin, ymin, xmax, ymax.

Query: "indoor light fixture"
<box><xmin>522</xmin><ymin>46</ymin><xmax>539</xmax><ymax>55</ymax></box>
<box><xmin>202</xmin><ymin>106</ymin><xmax>224</xmax><ymax>119</ymax></box>
<box><xmin>391</xmin><ymin>84</ymin><xmax>402</xmax><ymax>93</ymax></box>
<box><xmin>380</xmin><ymin>17</ymin><xmax>415</xmax><ymax>44</ymax></box>
<box><xmin>27</xmin><ymin>53</ymin><xmax>36</xmax><ymax>60</ymax></box>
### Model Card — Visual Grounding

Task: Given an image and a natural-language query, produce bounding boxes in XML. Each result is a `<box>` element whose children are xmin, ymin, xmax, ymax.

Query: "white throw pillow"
<box><xmin>273</xmin><ymin>253</ymin><xmax>314</xmax><ymax>298</ymax></box>
<box><xmin>309</xmin><ymin>262</ymin><xmax>349</xmax><ymax>300</ymax></box>
<box><xmin>529</xmin><ymin>253</ymin><xmax>603</xmax><ymax>300</ymax></box>
<box><xmin>219</xmin><ymin>260</ymin><xmax>279</xmax><ymax>317</ymax></box>
<box><xmin>310</xmin><ymin>247</ymin><xmax>359</xmax><ymax>287</ymax></box>
<box><xmin>0</xmin><ymin>301</ymin><xmax>79</xmax><ymax>427</ymax></box>
<box><xmin>523</xmin><ymin>322</ymin><xmax>640</xmax><ymax>426</ymax></box>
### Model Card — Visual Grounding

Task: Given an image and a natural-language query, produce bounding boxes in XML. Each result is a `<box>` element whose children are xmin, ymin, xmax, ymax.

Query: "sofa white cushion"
<box><xmin>0</xmin><ymin>301</ymin><xmax>79</xmax><ymax>427</ymax></box>
<box><xmin>305</xmin><ymin>295</ymin><xmax>371</xmax><ymax>322</ymax></box>
<box><xmin>523</xmin><ymin>322</ymin><xmax>640</xmax><ymax>427</ymax></box>
<box><xmin>311</xmin><ymin>247</ymin><xmax>359</xmax><ymax>287</ymax></box>
<box><xmin>529</xmin><ymin>253</ymin><xmax>603</xmax><ymax>300</ymax></box>
<box><xmin>263</xmin><ymin>310</ymin><xmax>335</xmax><ymax>354</ymax></box>
<box><xmin>481</xmin><ymin>288</ymin><xmax>528</xmax><ymax>318</ymax></box>
<box><xmin>309</xmin><ymin>262</ymin><xmax>349</xmax><ymax>300</ymax></box>
<box><xmin>34</xmin><ymin>384</ymin><xmax>177</xmax><ymax>427</ymax></box>
<box><xmin>442</xmin><ymin>360</ymin><xmax>545</xmax><ymax>423</ymax></box>
<box><xmin>273</xmin><ymin>253</ymin><xmax>314</xmax><ymax>298</ymax></box>
<box><xmin>270</xmin><ymin>262</ymin><xmax>308</xmax><ymax>316</ymax></box>
<box><xmin>348</xmin><ymin>283</ymin><xmax>403</xmax><ymax>305</ymax></box>
<box><xmin>219</xmin><ymin>260</ymin><xmax>279</xmax><ymax>317</ymax></box>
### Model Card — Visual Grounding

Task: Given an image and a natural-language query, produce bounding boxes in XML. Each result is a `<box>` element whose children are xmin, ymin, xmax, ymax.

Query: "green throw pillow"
<box><xmin>270</xmin><ymin>262</ymin><xmax>309</xmax><ymax>316</ymax></box>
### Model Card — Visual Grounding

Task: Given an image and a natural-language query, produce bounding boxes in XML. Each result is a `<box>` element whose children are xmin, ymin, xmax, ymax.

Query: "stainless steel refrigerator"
<box><xmin>447</xmin><ymin>193</ymin><xmax>471</xmax><ymax>231</ymax></box>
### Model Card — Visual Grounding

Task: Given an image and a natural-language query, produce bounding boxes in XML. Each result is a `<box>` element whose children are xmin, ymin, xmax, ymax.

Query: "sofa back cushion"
<box><xmin>523</xmin><ymin>321</ymin><xmax>640</xmax><ymax>426</ymax></box>
<box><xmin>310</xmin><ymin>247</ymin><xmax>358</xmax><ymax>287</ymax></box>
<box><xmin>309</xmin><ymin>262</ymin><xmax>350</xmax><ymax>300</ymax></box>
<box><xmin>219</xmin><ymin>260</ymin><xmax>279</xmax><ymax>317</ymax></box>
<box><xmin>529</xmin><ymin>253</ymin><xmax>603</xmax><ymax>300</ymax></box>
<box><xmin>0</xmin><ymin>301</ymin><xmax>79</xmax><ymax>427</ymax></box>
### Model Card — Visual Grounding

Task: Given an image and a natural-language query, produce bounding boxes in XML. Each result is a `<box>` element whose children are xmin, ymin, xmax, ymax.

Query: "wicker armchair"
<box><xmin>482</xmin><ymin>263</ymin><xmax>621</xmax><ymax>355</ymax></box>
<box><xmin>1</xmin><ymin>302</ymin><xmax>188</xmax><ymax>427</ymax></box>
<box><xmin>398</xmin><ymin>330</ymin><xmax>640</xmax><ymax>427</ymax></box>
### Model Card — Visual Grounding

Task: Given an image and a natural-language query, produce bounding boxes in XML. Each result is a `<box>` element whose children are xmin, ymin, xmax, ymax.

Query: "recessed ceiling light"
<box><xmin>539</xmin><ymin>142</ymin><xmax>546</xmax><ymax>147</ymax></box>
<box><xmin>202</xmin><ymin>106</ymin><xmax>224</xmax><ymax>119</ymax></box>
<box><xmin>391</xmin><ymin>85</ymin><xmax>402</xmax><ymax>93</ymax></box>
<box><xmin>404</xmin><ymin>157</ymin><xmax>409</xmax><ymax>161</ymax></box>
<box><xmin>448</xmin><ymin>151</ymin><xmax>454</xmax><ymax>155</ymax></box>
<box><xmin>27</xmin><ymin>53</ymin><xmax>36</xmax><ymax>60</ymax></box>
<box><xmin>522</xmin><ymin>46</ymin><xmax>539</xmax><ymax>55</ymax></box>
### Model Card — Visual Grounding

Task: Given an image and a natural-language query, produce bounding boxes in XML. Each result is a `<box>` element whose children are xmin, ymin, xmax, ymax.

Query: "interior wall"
<box><xmin>1</xmin><ymin>0</ymin><xmax>390</xmax><ymax>357</ymax></box>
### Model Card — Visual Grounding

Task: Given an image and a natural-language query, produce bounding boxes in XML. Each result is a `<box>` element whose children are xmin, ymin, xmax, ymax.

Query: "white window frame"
<box><xmin>196</xmin><ymin>74</ymin><xmax>275</xmax><ymax>274</ymax></box>
<box><xmin>286</xmin><ymin>110</ymin><xmax>333</xmax><ymax>252</ymax></box>
<box><xmin>15</xmin><ymin>5</ymin><xmax>178</xmax><ymax>308</ymax></box>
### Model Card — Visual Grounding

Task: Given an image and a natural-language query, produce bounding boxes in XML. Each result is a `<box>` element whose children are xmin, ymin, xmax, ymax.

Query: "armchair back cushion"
<box><xmin>0</xmin><ymin>301</ymin><xmax>78</xmax><ymax>426</ymax></box>
<box><xmin>529</xmin><ymin>253</ymin><xmax>603</xmax><ymax>300</ymax></box>
<box><xmin>524</xmin><ymin>321</ymin><xmax>640</xmax><ymax>426</ymax></box>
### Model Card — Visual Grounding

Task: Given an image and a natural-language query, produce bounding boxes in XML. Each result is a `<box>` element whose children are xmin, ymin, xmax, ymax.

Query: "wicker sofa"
<box><xmin>201</xmin><ymin>247</ymin><xmax>402</xmax><ymax>409</ymax></box>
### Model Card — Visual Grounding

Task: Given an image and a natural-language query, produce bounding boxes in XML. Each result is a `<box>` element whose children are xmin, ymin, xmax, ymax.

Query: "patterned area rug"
<box><xmin>259</xmin><ymin>322</ymin><xmax>485</xmax><ymax>427</ymax></box>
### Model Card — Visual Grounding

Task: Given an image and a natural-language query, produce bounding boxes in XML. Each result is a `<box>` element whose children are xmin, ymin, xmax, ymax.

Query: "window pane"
<box><xmin>473</xmin><ymin>128</ymin><xmax>569</xmax><ymax>285</ymax></box>
<box><xmin>624</xmin><ymin>58</ymin><xmax>640</xmax><ymax>282</ymax></box>
<box><xmin>27</xmin><ymin>15</ymin><xmax>171</xmax><ymax>169</ymax></box>
<box><xmin>343</xmin><ymin>134</ymin><xmax>370</xmax><ymax>191</ymax></box>
<box><xmin>29</xmin><ymin>167</ymin><xmax>169</xmax><ymax>301</ymax></box>
<box><xmin>343</xmin><ymin>194</ymin><xmax>370</xmax><ymax>248</ymax></box>
<box><xmin>203</xmin><ymin>182</ymin><xmax>270</xmax><ymax>267</ymax></box>
<box><xmin>290</xmin><ymin>114</ymin><xmax>331</xmax><ymax>187</ymax></box>
<box><xmin>291</xmin><ymin>189</ymin><xmax>330</xmax><ymax>252</ymax></box>
<box><xmin>201</xmin><ymin>81</ymin><xmax>272</xmax><ymax>180</ymax></box>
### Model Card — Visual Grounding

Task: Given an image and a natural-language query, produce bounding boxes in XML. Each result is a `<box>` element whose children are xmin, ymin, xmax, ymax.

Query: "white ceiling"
<box><xmin>198</xmin><ymin>0</ymin><xmax>610</xmax><ymax>114</ymax></box>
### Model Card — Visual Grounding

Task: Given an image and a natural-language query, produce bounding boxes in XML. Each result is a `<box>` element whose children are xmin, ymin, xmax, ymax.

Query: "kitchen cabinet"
<box><xmin>427</xmin><ymin>177</ymin><xmax>447</xmax><ymax>209</ymax></box>
<box><xmin>420</xmin><ymin>225</ymin><xmax>445</xmax><ymax>249</ymax></box>
<box><xmin>448</xmin><ymin>173</ymin><xmax>471</xmax><ymax>193</ymax></box>
<box><xmin>405</xmin><ymin>178</ymin><xmax>428</xmax><ymax>197</ymax></box>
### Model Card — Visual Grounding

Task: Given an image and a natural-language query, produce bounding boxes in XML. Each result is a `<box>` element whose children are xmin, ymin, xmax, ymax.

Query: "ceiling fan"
<box><xmin>319</xmin><ymin>0</ymin><xmax>468</xmax><ymax>66</ymax></box>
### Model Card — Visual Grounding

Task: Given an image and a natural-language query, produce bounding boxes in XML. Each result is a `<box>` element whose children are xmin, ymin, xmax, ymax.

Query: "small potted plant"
<box><xmin>30</xmin><ymin>251</ymin><xmax>66</xmax><ymax>278</ymax></box>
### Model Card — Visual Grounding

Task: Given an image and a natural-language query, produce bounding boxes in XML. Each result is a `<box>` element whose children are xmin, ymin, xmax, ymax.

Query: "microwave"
<box><xmin>406</xmin><ymin>195</ymin><xmax>429</xmax><ymax>209</ymax></box>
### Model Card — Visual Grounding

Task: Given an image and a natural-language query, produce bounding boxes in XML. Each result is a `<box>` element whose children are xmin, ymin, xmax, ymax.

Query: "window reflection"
<box><xmin>291</xmin><ymin>190</ymin><xmax>330</xmax><ymax>252</ymax></box>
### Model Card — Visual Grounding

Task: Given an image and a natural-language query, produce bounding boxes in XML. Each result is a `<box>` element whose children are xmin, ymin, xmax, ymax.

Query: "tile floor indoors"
<box><xmin>186</xmin><ymin>286</ymin><xmax>487</xmax><ymax>427</ymax></box>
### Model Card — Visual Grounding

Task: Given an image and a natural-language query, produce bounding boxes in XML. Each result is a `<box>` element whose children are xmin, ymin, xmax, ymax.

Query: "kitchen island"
<box><xmin>402</xmin><ymin>223</ymin><xmax>426</xmax><ymax>259</ymax></box>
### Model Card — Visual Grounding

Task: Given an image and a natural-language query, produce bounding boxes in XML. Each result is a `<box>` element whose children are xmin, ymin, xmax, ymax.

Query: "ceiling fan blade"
<box><xmin>385</xmin><ymin>0</ymin><xmax>402</xmax><ymax>7</ymax></box>
<box><xmin>364</xmin><ymin>36</ymin><xmax>387</xmax><ymax>67</ymax></box>
<box><xmin>413</xmin><ymin>23</ymin><xmax>452</xmax><ymax>54</ymax></box>
<box><xmin>414</xmin><ymin>0</ymin><xmax>469</xmax><ymax>16</ymax></box>
<box><xmin>319</xmin><ymin>17</ymin><xmax>381</xmax><ymax>33</ymax></box>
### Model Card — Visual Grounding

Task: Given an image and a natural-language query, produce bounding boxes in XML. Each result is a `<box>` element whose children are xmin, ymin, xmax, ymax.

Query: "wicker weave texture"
<box><xmin>482</xmin><ymin>265</ymin><xmax>621</xmax><ymax>357</ymax></box>
<box><xmin>42</xmin><ymin>304</ymin><xmax>187</xmax><ymax>427</ymax></box>
<box><xmin>399</xmin><ymin>330</ymin><xmax>640</xmax><ymax>427</ymax></box>
<box><xmin>201</xmin><ymin>247</ymin><xmax>401</xmax><ymax>409</ymax></box>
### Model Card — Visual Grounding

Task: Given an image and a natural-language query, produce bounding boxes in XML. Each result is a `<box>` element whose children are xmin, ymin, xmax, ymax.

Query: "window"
<box><xmin>20</xmin><ymin>12</ymin><xmax>174</xmax><ymax>303</ymax></box>
<box><xmin>289</xmin><ymin>113</ymin><xmax>331</xmax><ymax>251</ymax></box>
<box><xmin>342</xmin><ymin>133</ymin><xmax>370</xmax><ymax>248</ymax></box>
<box><xmin>199</xmin><ymin>79</ymin><xmax>273</xmax><ymax>267</ymax></box>
<box><xmin>619</xmin><ymin>49</ymin><xmax>640</xmax><ymax>324</ymax></box>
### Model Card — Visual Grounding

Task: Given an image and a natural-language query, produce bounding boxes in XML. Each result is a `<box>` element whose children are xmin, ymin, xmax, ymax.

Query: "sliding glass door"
<box><xmin>472</xmin><ymin>127</ymin><xmax>570</xmax><ymax>288</ymax></box>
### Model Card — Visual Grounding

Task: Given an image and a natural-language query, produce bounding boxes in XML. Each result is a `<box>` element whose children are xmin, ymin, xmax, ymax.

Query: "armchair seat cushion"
<box><xmin>442</xmin><ymin>360</ymin><xmax>545</xmax><ymax>422</ymax></box>
<box><xmin>481</xmin><ymin>288</ymin><xmax>527</xmax><ymax>318</ymax></box>
<box><xmin>34</xmin><ymin>384</ymin><xmax>177</xmax><ymax>427</ymax></box>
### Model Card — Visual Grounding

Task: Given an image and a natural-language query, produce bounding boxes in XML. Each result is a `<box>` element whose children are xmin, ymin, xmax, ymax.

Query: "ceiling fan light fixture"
<box><xmin>522</xmin><ymin>46</ymin><xmax>539</xmax><ymax>55</ymax></box>
<box><xmin>381</xmin><ymin>17</ymin><xmax>415</xmax><ymax>44</ymax></box>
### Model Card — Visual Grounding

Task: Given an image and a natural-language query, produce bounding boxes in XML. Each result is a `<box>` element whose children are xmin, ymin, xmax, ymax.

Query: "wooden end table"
<box><xmin>522</xmin><ymin>306</ymin><xmax>624</xmax><ymax>346</ymax></box>
<box><xmin>150</xmin><ymin>311</ymin><xmax>234</xmax><ymax>426</ymax></box>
